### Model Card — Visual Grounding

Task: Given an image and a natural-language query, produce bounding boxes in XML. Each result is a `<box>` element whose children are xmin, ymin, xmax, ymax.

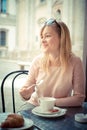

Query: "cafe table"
<box><xmin>0</xmin><ymin>102</ymin><xmax>87</xmax><ymax>130</ymax></box>
<box><xmin>19</xmin><ymin>102</ymin><xmax>87</xmax><ymax>130</ymax></box>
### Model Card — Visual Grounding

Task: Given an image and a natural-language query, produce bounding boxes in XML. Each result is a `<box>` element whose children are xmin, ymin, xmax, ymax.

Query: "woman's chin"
<box><xmin>42</xmin><ymin>48</ymin><xmax>49</xmax><ymax>53</ymax></box>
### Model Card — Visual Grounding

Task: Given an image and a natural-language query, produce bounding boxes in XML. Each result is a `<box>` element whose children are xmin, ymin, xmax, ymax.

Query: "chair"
<box><xmin>85</xmin><ymin>56</ymin><xmax>87</xmax><ymax>101</ymax></box>
<box><xmin>1</xmin><ymin>70</ymin><xmax>28</xmax><ymax>113</ymax></box>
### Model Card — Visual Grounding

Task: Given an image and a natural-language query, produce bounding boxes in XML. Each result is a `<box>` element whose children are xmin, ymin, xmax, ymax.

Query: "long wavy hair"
<box><xmin>40</xmin><ymin>19</ymin><xmax>72</xmax><ymax>73</ymax></box>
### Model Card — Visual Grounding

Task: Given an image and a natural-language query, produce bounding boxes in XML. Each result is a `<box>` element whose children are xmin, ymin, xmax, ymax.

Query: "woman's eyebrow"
<box><xmin>43</xmin><ymin>32</ymin><xmax>52</xmax><ymax>35</ymax></box>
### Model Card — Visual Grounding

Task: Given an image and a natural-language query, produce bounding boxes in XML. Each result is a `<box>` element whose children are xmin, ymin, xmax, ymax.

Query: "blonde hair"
<box><xmin>40</xmin><ymin>20</ymin><xmax>72</xmax><ymax>73</ymax></box>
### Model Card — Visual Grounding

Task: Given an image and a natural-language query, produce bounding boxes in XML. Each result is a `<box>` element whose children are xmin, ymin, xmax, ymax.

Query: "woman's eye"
<box><xmin>46</xmin><ymin>34</ymin><xmax>51</xmax><ymax>37</ymax></box>
<box><xmin>40</xmin><ymin>34</ymin><xmax>51</xmax><ymax>39</ymax></box>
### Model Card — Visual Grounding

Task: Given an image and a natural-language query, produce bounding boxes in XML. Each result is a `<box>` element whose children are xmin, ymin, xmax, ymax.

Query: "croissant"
<box><xmin>1</xmin><ymin>113</ymin><xmax>24</xmax><ymax>128</ymax></box>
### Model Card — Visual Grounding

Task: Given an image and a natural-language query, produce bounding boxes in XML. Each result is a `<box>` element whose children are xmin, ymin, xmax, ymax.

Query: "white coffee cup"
<box><xmin>39</xmin><ymin>97</ymin><xmax>56</xmax><ymax>112</ymax></box>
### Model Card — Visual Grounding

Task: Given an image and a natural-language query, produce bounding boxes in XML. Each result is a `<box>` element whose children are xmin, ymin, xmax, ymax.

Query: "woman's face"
<box><xmin>40</xmin><ymin>26</ymin><xmax>60</xmax><ymax>54</ymax></box>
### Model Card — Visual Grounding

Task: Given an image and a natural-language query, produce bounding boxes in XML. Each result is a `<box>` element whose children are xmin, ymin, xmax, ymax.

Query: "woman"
<box><xmin>19</xmin><ymin>18</ymin><xmax>85</xmax><ymax>108</ymax></box>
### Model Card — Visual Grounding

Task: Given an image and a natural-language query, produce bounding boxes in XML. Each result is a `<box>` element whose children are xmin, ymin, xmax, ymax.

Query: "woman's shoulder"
<box><xmin>32</xmin><ymin>54</ymin><xmax>43</xmax><ymax>63</ymax></box>
<box><xmin>30</xmin><ymin>54</ymin><xmax>43</xmax><ymax>68</ymax></box>
<box><xmin>70</xmin><ymin>53</ymin><xmax>82</xmax><ymax>65</ymax></box>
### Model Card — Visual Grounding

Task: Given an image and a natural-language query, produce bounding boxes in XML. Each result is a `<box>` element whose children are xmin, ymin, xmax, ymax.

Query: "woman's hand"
<box><xmin>19</xmin><ymin>87</ymin><xmax>33</xmax><ymax>100</ymax></box>
<box><xmin>19</xmin><ymin>80</ymin><xmax>44</xmax><ymax>100</ymax></box>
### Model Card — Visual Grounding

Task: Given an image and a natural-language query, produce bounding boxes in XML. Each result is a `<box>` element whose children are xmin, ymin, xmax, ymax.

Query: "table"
<box><xmin>0</xmin><ymin>103</ymin><xmax>87</xmax><ymax>130</ymax></box>
<box><xmin>20</xmin><ymin>102</ymin><xmax>87</xmax><ymax>130</ymax></box>
<box><xmin>17</xmin><ymin>61</ymin><xmax>31</xmax><ymax>70</ymax></box>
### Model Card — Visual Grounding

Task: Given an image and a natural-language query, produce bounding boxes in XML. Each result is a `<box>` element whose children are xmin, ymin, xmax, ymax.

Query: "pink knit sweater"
<box><xmin>21</xmin><ymin>54</ymin><xmax>85</xmax><ymax>107</ymax></box>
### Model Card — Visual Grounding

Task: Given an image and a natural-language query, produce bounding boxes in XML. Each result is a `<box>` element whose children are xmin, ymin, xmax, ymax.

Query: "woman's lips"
<box><xmin>42</xmin><ymin>43</ymin><xmax>48</xmax><ymax>48</ymax></box>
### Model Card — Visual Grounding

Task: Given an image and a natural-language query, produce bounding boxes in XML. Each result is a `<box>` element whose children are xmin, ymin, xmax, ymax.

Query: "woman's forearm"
<box><xmin>55</xmin><ymin>95</ymin><xmax>85</xmax><ymax>107</ymax></box>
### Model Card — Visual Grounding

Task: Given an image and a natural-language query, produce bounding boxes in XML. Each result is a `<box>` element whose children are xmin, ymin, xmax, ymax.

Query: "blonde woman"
<box><xmin>19</xmin><ymin>18</ymin><xmax>85</xmax><ymax>109</ymax></box>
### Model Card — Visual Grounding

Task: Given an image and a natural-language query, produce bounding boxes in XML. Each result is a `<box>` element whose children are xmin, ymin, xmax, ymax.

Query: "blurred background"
<box><xmin>0</xmin><ymin>0</ymin><xmax>87</xmax><ymax>61</ymax></box>
<box><xmin>0</xmin><ymin>0</ymin><xmax>87</xmax><ymax>112</ymax></box>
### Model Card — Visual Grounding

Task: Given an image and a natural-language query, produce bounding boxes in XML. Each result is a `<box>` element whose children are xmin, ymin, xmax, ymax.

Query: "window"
<box><xmin>0</xmin><ymin>0</ymin><xmax>7</xmax><ymax>13</ymax></box>
<box><xmin>40</xmin><ymin>0</ymin><xmax>46</xmax><ymax>4</ymax></box>
<box><xmin>40</xmin><ymin>0</ymin><xmax>45</xmax><ymax>2</ymax></box>
<box><xmin>0</xmin><ymin>30</ymin><xmax>6</xmax><ymax>46</ymax></box>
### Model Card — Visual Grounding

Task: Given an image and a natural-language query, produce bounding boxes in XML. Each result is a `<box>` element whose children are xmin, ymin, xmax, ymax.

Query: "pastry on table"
<box><xmin>0</xmin><ymin>113</ymin><xmax>24</xmax><ymax>128</ymax></box>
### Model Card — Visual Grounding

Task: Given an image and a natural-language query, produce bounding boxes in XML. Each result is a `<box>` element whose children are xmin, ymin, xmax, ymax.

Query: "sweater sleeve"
<box><xmin>24</xmin><ymin>55</ymin><xmax>41</xmax><ymax>87</ymax></box>
<box><xmin>19</xmin><ymin>55</ymin><xmax>40</xmax><ymax>99</ymax></box>
<box><xmin>72</xmin><ymin>57</ymin><xmax>85</xmax><ymax>99</ymax></box>
<box><xmin>55</xmin><ymin>57</ymin><xmax>85</xmax><ymax>107</ymax></box>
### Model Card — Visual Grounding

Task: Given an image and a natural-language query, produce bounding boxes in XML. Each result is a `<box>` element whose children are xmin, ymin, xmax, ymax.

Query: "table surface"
<box><xmin>0</xmin><ymin>102</ymin><xmax>87</xmax><ymax>130</ymax></box>
<box><xmin>20</xmin><ymin>102</ymin><xmax>87</xmax><ymax>130</ymax></box>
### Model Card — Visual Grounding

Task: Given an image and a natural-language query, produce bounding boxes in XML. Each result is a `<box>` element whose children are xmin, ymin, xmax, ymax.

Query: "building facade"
<box><xmin>0</xmin><ymin>0</ymin><xmax>16</xmax><ymax>58</ymax></box>
<box><xmin>0</xmin><ymin>0</ymin><xmax>86</xmax><ymax>61</ymax></box>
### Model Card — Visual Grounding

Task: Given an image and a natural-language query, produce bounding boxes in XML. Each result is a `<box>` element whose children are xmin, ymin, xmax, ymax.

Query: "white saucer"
<box><xmin>0</xmin><ymin>113</ymin><xmax>34</xmax><ymax>130</ymax></box>
<box><xmin>32</xmin><ymin>106</ymin><xmax>67</xmax><ymax>118</ymax></box>
<box><xmin>32</xmin><ymin>106</ymin><xmax>61</xmax><ymax>115</ymax></box>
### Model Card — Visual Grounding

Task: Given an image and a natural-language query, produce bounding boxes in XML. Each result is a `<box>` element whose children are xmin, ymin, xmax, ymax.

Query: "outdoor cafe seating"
<box><xmin>0</xmin><ymin>70</ymin><xmax>87</xmax><ymax>130</ymax></box>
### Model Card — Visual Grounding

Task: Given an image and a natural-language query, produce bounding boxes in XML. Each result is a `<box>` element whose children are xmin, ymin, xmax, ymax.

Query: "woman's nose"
<box><xmin>41</xmin><ymin>37</ymin><xmax>46</xmax><ymax>43</ymax></box>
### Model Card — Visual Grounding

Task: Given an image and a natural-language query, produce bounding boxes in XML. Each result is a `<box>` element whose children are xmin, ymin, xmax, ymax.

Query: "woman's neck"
<box><xmin>49</xmin><ymin>53</ymin><xmax>60</xmax><ymax>66</ymax></box>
